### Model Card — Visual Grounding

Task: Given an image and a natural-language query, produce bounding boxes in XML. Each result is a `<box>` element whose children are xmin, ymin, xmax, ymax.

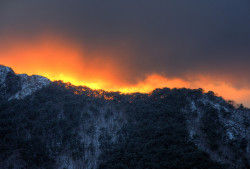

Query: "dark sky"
<box><xmin>1</xmin><ymin>0</ymin><xmax>250</xmax><ymax>89</ymax></box>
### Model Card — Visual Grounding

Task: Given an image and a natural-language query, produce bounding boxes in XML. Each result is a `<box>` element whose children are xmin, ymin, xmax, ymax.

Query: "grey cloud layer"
<box><xmin>1</xmin><ymin>0</ymin><xmax>250</xmax><ymax>87</ymax></box>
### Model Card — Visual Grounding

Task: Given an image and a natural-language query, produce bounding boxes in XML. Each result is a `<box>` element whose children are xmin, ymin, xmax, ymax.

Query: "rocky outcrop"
<box><xmin>0</xmin><ymin>65</ymin><xmax>50</xmax><ymax>100</ymax></box>
<box><xmin>184</xmin><ymin>96</ymin><xmax>250</xmax><ymax>167</ymax></box>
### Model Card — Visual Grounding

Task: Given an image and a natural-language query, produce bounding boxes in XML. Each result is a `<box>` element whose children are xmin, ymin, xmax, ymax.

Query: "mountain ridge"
<box><xmin>0</xmin><ymin>65</ymin><xmax>50</xmax><ymax>101</ymax></box>
<box><xmin>0</xmin><ymin>65</ymin><xmax>249</xmax><ymax>169</ymax></box>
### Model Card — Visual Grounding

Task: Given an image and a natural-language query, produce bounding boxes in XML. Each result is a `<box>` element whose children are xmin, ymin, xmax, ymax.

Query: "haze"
<box><xmin>1</xmin><ymin>0</ymin><xmax>250</xmax><ymax>107</ymax></box>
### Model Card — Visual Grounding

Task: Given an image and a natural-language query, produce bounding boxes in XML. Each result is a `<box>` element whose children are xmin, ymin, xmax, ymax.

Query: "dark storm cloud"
<box><xmin>1</xmin><ymin>0</ymin><xmax>250</xmax><ymax>88</ymax></box>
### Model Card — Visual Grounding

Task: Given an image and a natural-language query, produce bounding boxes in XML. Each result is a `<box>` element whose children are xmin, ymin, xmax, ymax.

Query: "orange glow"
<box><xmin>0</xmin><ymin>35</ymin><xmax>250</xmax><ymax>107</ymax></box>
<box><xmin>0</xmin><ymin>35</ymin><xmax>120</xmax><ymax>90</ymax></box>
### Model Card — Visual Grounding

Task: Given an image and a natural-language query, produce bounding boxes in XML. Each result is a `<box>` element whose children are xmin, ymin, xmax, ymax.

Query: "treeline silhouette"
<box><xmin>0</xmin><ymin>81</ymin><xmax>248</xmax><ymax>169</ymax></box>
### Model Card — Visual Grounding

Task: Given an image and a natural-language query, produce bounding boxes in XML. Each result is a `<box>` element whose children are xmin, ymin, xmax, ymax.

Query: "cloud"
<box><xmin>1</xmin><ymin>0</ymin><xmax>250</xmax><ymax>102</ymax></box>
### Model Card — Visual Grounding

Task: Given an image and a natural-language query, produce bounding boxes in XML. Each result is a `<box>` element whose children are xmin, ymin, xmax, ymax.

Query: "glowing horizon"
<box><xmin>1</xmin><ymin>35</ymin><xmax>250</xmax><ymax>107</ymax></box>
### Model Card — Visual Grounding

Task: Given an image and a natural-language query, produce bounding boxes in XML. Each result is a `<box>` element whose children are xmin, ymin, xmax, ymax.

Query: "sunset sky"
<box><xmin>1</xmin><ymin>0</ymin><xmax>250</xmax><ymax>107</ymax></box>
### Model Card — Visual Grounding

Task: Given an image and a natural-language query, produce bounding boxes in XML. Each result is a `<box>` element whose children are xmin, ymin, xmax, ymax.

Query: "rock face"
<box><xmin>184</xmin><ymin>95</ymin><xmax>250</xmax><ymax>168</ymax></box>
<box><xmin>0</xmin><ymin>65</ymin><xmax>50</xmax><ymax>100</ymax></box>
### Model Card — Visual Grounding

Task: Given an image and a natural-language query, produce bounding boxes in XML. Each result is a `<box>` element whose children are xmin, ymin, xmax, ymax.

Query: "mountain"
<box><xmin>0</xmin><ymin>65</ymin><xmax>50</xmax><ymax>101</ymax></box>
<box><xmin>0</xmin><ymin>65</ymin><xmax>249</xmax><ymax>169</ymax></box>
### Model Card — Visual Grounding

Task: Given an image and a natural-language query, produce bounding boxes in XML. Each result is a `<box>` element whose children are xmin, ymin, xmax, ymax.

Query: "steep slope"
<box><xmin>0</xmin><ymin>65</ymin><xmax>50</xmax><ymax>100</ymax></box>
<box><xmin>184</xmin><ymin>91</ymin><xmax>250</xmax><ymax>168</ymax></box>
<box><xmin>0</xmin><ymin>66</ymin><xmax>249</xmax><ymax>169</ymax></box>
<box><xmin>0</xmin><ymin>82</ymin><xmax>126</xmax><ymax>169</ymax></box>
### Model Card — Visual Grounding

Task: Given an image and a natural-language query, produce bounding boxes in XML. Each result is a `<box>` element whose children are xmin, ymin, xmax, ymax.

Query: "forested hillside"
<box><xmin>0</xmin><ymin>67</ymin><xmax>249</xmax><ymax>169</ymax></box>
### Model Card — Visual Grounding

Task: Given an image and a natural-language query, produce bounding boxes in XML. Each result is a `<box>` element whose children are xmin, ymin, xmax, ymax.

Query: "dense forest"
<box><xmin>0</xmin><ymin>80</ymin><xmax>249</xmax><ymax>169</ymax></box>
